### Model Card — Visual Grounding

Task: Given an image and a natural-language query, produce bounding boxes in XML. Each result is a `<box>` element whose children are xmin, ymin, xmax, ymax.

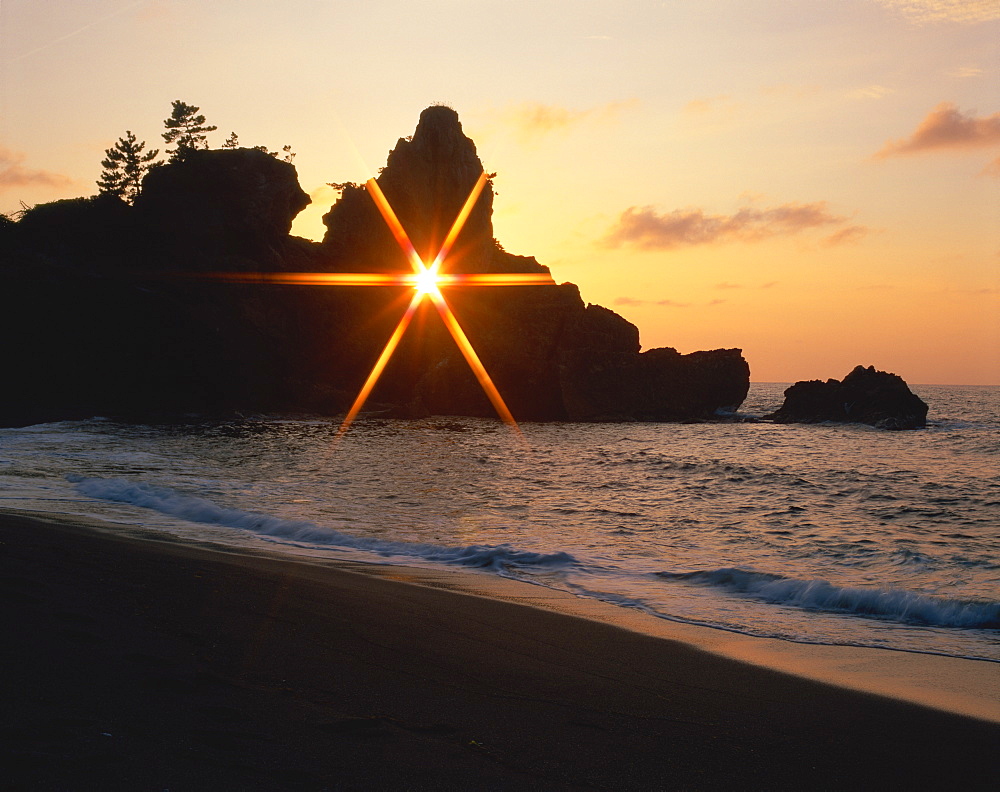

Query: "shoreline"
<box><xmin>8</xmin><ymin>506</ymin><xmax>998</xmax><ymax>723</ymax></box>
<box><xmin>345</xmin><ymin>558</ymin><xmax>1000</xmax><ymax>724</ymax></box>
<box><xmin>3</xmin><ymin>512</ymin><xmax>998</xmax><ymax>789</ymax></box>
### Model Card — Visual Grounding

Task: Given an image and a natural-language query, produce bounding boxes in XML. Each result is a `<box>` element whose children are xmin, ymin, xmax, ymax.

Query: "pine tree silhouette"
<box><xmin>162</xmin><ymin>100</ymin><xmax>217</xmax><ymax>162</ymax></box>
<box><xmin>96</xmin><ymin>131</ymin><xmax>159</xmax><ymax>204</ymax></box>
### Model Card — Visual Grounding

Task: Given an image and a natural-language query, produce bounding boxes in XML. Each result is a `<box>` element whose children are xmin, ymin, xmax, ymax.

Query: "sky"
<box><xmin>2</xmin><ymin>0</ymin><xmax>998</xmax><ymax>384</ymax></box>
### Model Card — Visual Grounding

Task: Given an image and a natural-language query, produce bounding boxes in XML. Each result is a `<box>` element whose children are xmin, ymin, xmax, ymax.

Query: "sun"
<box><xmin>414</xmin><ymin>266</ymin><xmax>441</xmax><ymax>297</ymax></box>
<box><xmin>198</xmin><ymin>170</ymin><xmax>556</xmax><ymax>437</ymax></box>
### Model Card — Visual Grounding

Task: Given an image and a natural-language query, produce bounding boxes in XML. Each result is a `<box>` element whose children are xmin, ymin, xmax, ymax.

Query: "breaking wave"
<box><xmin>657</xmin><ymin>568</ymin><xmax>1000</xmax><ymax>629</ymax></box>
<box><xmin>69</xmin><ymin>476</ymin><xmax>576</xmax><ymax>572</ymax></box>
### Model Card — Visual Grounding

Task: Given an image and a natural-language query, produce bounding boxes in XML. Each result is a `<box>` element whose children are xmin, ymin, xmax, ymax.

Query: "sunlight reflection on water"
<box><xmin>2</xmin><ymin>384</ymin><xmax>998</xmax><ymax>660</ymax></box>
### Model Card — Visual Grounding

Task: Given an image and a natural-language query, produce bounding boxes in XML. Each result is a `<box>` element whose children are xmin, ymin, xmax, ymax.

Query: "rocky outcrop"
<box><xmin>136</xmin><ymin>148</ymin><xmax>311</xmax><ymax>267</ymax></box>
<box><xmin>317</xmin><ymin>105</ymin><xmax>749</xmax><ymax>421</ymax></box>
<box><xmin>554</xmin><ymin>304</ymin><xmax>748</xmax><ymax>421</ymax></box>
<box><xmin>766</xmin><ymin>366</ymin><xmax>928</xmax><ymax>429</ymax></box>
<box><xmin>321</xmin><ymin>105</ymin><xmax>548</xmax><ymax>276</ymax></box>
<box><xmin>0</xmin><ymin>106</ymin><xmax>750</xmax><ymax>426</ymax></box>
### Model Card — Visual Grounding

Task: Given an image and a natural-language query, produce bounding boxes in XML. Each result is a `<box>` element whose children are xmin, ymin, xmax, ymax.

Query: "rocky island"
<box><xmin>766</xmin><ymin>365</ymin><xmax>929</xmax><ymax>430</ymax></box>
<box><xmin>0</xmin><ymin>106</ymin><xmax>749</xmax><ymax>427</ymax></box>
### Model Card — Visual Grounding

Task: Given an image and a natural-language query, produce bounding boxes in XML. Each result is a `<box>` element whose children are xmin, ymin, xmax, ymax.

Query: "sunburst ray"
<box><xmin>191</xmin><ymin>170</ymin><xmax>557</xmax><ymax>437</ymax></box>
<box><xmin>337</xmin><ymin>290</ymin><xmax>424</xmax><ymax>436</ymax></box>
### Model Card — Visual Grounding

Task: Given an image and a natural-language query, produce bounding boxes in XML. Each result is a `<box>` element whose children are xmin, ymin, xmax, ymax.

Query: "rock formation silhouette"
<box><xmin>317</xmin><ymin>106</ymin><xmax>749</xmax><ymax>421</ymax></box>
<box><xmin>766</xmin><ymin>366</ymin><xmax>928</xmax><ymax>429</ymax></box>
<box><xmin>0</xmin><ymin>106</ymin><xmax>750</xmax><ymax>427</ymax></box>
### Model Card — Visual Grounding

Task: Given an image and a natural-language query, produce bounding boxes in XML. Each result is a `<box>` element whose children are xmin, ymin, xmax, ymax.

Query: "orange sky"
<box><xmin>2</xmin><ymin>0</ymin><xmax>997</xmax><ymax>384</ymax></box>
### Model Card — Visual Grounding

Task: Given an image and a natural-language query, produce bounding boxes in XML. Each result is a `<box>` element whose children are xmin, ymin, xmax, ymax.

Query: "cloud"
<box><xmin>614</xmin><ymin>297</ymin><xmax>691</xmax><ymax>308</ymax></box>
<box><xmin>601</xmin><ymin>201</ymin><xmax>860</xmax><ymax>250</ymax></box>
<box><xmin>497</xmin><ymin>99</ymin><xmax>638</xmax><ymax>144</ymax></box>
<box><xmin>0</xmin><ymin>146</ymin><xmax>74</xmax><ymax>191</ymax></box>
<box><xmin>850</xmin><ymin>85</ymin><xmax>895</xmax><ymax>100</ymax></box>
<box><xmin>874</xmin><ymin>1</ymin><xmax>1000</xmax><ymax>24</ymax></box>
<box><xmin>616</xmin><ymin>282</ymin><xmax>780</xmax><ymax>308</ymax></box>
<box><xmin>875</xmin><ymin>103</ymin><xmax>1000</xmax><ymax>158</ymax></box>
<box><xmin>948</xmin><ymin>66</ymin><xmax>984</xmax><ymax>78</ymax></box>
<box><xmin>823</xmin><ymin>225</ymin><xmax>871</xmax><ymax>247</ymax></box>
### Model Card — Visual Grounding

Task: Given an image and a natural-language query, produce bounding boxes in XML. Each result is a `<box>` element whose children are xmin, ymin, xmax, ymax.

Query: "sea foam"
<box><xmin>657</xmin><ymin>568</ymin><xmax>1000</xmax><ymax>629</ymax></box>
<box><xmin>69</xmin><ymin>476</ymin><xmax>575</xmax><ymax>571</ymax></box>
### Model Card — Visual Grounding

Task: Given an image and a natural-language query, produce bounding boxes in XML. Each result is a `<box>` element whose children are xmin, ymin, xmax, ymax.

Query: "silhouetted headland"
<box><xmin>0</xmin><ymin>106</ymin><xmax>750</xmax><ymax>427</ymax></box>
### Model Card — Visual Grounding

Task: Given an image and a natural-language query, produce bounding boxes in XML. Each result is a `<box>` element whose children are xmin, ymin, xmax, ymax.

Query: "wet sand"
<box><xmin>2</xmin><ymin>513</ymin><xmax>997</xmax><ymax>790</ymax></box>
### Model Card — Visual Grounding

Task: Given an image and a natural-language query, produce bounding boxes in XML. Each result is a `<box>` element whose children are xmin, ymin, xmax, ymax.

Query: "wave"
<box><xmin>69</xmin><ymin>476</ymin><xmax>575</xmax><ymax>572</ymax></box>
<box><xmin>657</xmin><ymin>568</ymin><xmax>1000</xmax><ymax>629</ymax></box>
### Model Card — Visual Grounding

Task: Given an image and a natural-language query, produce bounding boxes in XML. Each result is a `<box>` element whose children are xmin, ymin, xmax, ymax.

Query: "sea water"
<box><xmin>1</xmin><ymin>384</ymin><xmax>997</xmax><ymax>661</ymax></box>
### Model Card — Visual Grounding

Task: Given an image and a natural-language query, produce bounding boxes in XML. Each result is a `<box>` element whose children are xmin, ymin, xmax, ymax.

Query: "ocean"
<box><xmin>1</xmin><ymin>383</ymin><xmax>997</xmax><ymax>662</ymax></box>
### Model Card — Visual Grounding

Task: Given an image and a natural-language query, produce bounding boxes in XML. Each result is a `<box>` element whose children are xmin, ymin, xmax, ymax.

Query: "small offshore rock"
<box><xmin>766</xmin><ymin>365</ymin><xmax>928</xmax><ymax>429</ymax></box>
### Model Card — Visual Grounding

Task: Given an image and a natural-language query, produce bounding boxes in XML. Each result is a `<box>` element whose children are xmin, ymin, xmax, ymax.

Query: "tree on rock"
<box><xmin>96</xmin><ymin>131</ymin><xmax>159</xmax><ymax>204</ymax></box>
<box><xmin>162</xmin><ymin>100</ymin><xmax>217</xmax><ymax>162</ymax></box>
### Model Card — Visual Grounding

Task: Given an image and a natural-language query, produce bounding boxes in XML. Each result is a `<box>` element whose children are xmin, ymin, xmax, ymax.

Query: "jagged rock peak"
<box><xmin>396</xmin><ymin>105</ymin><xmax>481</xmax><ymax>170</ymax></box>
<box><xmin>321</xmin><ymin>105</ymin><xmax>497</xmax><ymax>271</ymax></box>
<box><xmin>378</xmin><ymin>105</ymin><xmax>494</xmax><ymax>261</ymax></box>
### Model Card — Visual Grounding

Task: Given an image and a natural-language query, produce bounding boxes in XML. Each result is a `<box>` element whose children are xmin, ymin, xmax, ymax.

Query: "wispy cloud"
<box><xmin>874</xmin><ymin>102</ymin><xmax>1000</xmax><ymax>158</ymax></box>
<box><xmin>495</xmin><ymin>99</ymin><xmax>638</xmax><ymax>144</ymax></box>
<box><xmin>601</xmin><ymin>201</ymin><xmax>865</xmax><ymax>250</ymax></box>
<box><xmin>615</xmin><ymin>297</ymin><xmax>692</xmax><ymax>308</ymax></box>
<box><xmin>948</xmin><ymin>66</ymin><xmax>984</xmax><ymax>78</ymax></box>
<box><xmin>823</xmin><ymin>225</ymin><xmax>872</xmax><ymax>246</ymax></box>
<box><xmin>616</xmin><ymin>284</ymin><xmax>781</xmax><ymax>307</ymax></box>
<box><xmin>874</xmin><ymin>1</ymin><xmax>1000</xmax><ymax>24</ymax></box>
<box><xmin>982</xmin><ymin>156</ymin><xmax>1000</xmax><ymax>179</ymax></box>
<box><xmin>850</xmin><ymin>84</ymin><xmax>895</xmax><ymax>100</ymax></box>
<box><xmin>0</xmin><ymin>146</ymin><xmax>75</xmax><ymax>191</ymax></box>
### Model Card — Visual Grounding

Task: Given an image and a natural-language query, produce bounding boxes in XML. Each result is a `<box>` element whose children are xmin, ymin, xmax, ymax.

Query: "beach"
<box><xmin>2</xmin><ymin>512</ymin><xmax>998</xmax><ymax>791</ymax></box>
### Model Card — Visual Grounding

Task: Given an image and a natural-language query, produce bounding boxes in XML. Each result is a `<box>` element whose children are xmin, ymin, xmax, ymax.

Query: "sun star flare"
<box><xmin>199</xmin><ymin>171</ymin><xmax>556</xmax><ymax>437</ymax></box>
<box><xmin>335</xmin><ymin>171</ymin><xmax>554</xmax><ymax>437</ymax></box>
<box><xmin>414</xmin><ymin>266</ymin><xmax>441</xmax><ymax>296</ymax></box>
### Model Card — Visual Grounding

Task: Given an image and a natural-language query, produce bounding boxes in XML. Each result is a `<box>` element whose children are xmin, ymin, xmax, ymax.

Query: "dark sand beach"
<box><xmin>2</xmin><ymin>513</ymin><xmax>998</xmax><ymax>791</ymax></box>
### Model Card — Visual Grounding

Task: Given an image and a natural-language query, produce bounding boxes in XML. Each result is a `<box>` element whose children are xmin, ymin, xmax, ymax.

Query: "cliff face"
<box><xmin>0</xmin><ymin>107</ymin><xmax>749</xmax><ymax>426</ymax></box>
